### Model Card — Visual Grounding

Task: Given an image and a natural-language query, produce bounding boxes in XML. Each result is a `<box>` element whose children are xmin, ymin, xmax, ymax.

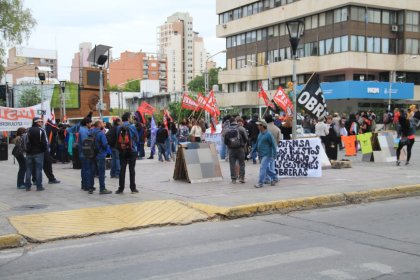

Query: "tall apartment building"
<box><xmin>70</xmin><ymin>42</ymin><xmax>93</xmax><ymax>84</ymax></box>
<box><xmin>108</xmin><ymin>51</ymin><xmax>167</xmax><ymax>92</ymax></box>
<box><xmin>216</xmin><ymin>0</ymin><xmax>420</xmax><ymax>116</ymax></box>
<box><xmin>157</xmin><ymin>12</ymin><xmax>207</xmax><ymax>92</ymax></box>
<box><xmin>6</xmin><ymin>46</ymin><xmax>58</xmax><ymax>85</ymax></box>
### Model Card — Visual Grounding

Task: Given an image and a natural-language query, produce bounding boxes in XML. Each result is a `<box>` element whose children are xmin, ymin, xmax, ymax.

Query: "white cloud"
<box><xmin>21</xmin><ymin>0</ymin><xmax>225</xmax><ymax>80</ymax></box>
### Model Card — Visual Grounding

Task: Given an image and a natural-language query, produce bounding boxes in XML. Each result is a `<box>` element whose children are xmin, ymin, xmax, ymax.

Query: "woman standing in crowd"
<box><xmin>189</xmin><ymin>119</ymin><xmax>202</xmax><ymax>142</ymax></box>
<box><xmin>315</xmin><ymin>116</ymin><xmax>329</xmax><ymax>149</ymax></box>
<box><xmin>12</xmin><ymin>127</ymin><xmax>27</xmax><ymax>189</ymax></box>
<box><xmin>396</xmin><ymin>111</ymin><xmax>416</xmax><ymax>166</ymax></box>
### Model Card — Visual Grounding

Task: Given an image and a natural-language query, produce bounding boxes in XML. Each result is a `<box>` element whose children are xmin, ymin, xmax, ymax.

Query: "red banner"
<box><xmin>258</xmin><ymin>86</ymin><xmax>275</xmax><ymax>109</ymax></box>
<box><xmin>272</xmin><ymin>86</ymin><xmax>293</xmax><ymax>115</ymax></box>
<box><xmin>181</xmin><ymin>93</ymin><xmax>200</xmax><ymax>111</ymax></box>
<box><xmin>137</xmin><ymin>102</ymin><xmax>157</xmax><ymax>123</ymax></box>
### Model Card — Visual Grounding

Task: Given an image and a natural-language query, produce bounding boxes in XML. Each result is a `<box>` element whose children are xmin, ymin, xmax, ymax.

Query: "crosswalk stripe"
<box><xmin>143</xmin><ymin>247</ymin><xmax>341</xmax><ymax>280</ymax></box>
<box><xmin>361</xmin><ymin>262</ymin><xmax>394</xmax><ymax>274</ymax></box>
<box><xmin>319</xmin><ymin>269</ymin><xmax>357</xmax><ymax>280</ymax></box>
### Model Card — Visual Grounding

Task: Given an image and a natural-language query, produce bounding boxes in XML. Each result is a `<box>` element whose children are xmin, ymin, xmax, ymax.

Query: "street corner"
<box><xmin>184</xmin><ymin>202</ymin><xmax>230</xmax><ymax>218</ymax></box>
<box><xmin>0</xmin><ymin>234</ymin><xmax>26</xmax><ymax>250</ymax></box>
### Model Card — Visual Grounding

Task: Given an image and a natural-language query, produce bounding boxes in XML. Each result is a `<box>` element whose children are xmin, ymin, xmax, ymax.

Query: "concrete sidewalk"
<box><xmin>1</xmin><ymin>142</ymin><xmax>419</xmax><ymax>247</ymax></box>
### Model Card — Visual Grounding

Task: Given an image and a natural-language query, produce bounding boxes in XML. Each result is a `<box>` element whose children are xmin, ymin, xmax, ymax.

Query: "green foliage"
<box><xmin>187</xmin><ymin>67</ymin><xmax>222</xmax><ymax>93</ymax></box>
<box><xmin>167</xmin><ymin>101</ymin><xmax>197</xmax><ymax>122</ymax></box>
<box><xmin>108</xmin><ymin>79</ymin><xmax>140</xmax><ymax>92</ymax></box>
<box><xmin>0</xmin><ymin>0</ymin><xmax>37</xmax><ymax>77</ymax></box>
<box><xmin>51</xmin><ymin>82</ymin><xmax>79</xmax><ymax>108</ymax></box>
<box><xmin>19</xmin><ymin>86</ymin><xmax>41</xmax><ymax>107</ymax></box>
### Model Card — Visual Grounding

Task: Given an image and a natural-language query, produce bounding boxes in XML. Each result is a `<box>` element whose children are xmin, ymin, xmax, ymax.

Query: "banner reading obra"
<box><xmin>276</xmin><ymin>138</ymin><xmax>322</xmax><ymax>177</ymax></box>
<box><xmin>0</xmin><ymin>101</ymin><xmax>51</xmax><ymax>131</ymax></box>
<box><xmin>356</xmin><ymin>132</ymin><xmax>373</xmax><ymax>154</ymax></box>
<box><xmin>341</xmin><ymin>135</ymin><xmax>357</xmax><ymax>156</ymax></box>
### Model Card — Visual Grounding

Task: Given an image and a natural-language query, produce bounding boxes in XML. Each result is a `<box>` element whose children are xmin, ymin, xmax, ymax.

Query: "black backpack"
<box><xmin>81</xmin><ymin>131</ymin><xmax>100</xmax><ymax>159</ymax></box>
<box><xmin>224</xmin><ymin>126</ymin><xmax>243</xmax><ymax>149</ymax></box>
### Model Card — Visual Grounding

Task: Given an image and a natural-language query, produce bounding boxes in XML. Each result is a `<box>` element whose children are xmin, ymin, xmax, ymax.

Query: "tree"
<box><xmin>19</xmin><ymin>86</ymin><xmax>41</xmax><ymax>107</ymax></box>
<box><xmin>108</xmin><ymin>79</ymin><xmax>140</xmax><ymax>92</ymax></box>
<box><xmin>0</xmin><ymin>0</ymin><xmax>36</xmax><ymax>77</ymax></box>
<box><xmin>187</xmin><ymin>67</ymin><xmax>222</xmax><ymax>93</ymax></box>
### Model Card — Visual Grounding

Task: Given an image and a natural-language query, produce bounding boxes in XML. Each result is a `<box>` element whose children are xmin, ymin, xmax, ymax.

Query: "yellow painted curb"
<box><xmin>0</xmin><ymin>234</ymin><xmax>26</xmax><ymax>249</ymax></box>
<box><xmin>216</xmin><ymin>184</ymin><xmax>420</xmax><ymax>219</ymax></box>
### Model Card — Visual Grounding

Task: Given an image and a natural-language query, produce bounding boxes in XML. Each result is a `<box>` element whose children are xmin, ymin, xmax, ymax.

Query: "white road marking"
<box><xmin>361</xmin><ymin>262</ymin><xmax>394</xmax><ymax>274</ymax></box>
<box><xmin>319</xmin><ymin>269</ymin><xmax>357</xmax><ymax>280</ymax></box>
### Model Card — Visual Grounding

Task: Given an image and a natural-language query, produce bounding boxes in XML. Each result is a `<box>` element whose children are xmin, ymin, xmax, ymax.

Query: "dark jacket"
<box><xmin>27</xmin><ymin>125</ymin><xmax>48</xmax><ymax>155</ymax></box>
<box><xmin>156</xmin><ymin>127</ymin><xmax>168</xmax><ymax>144</ymax></box>
<box><xmin>248</xmin><ymin>116</ymin><xmax>260</xmax><ymax>141</ymax></box>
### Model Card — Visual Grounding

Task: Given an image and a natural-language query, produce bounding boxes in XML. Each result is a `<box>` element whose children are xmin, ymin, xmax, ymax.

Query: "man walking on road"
<box><xmin>115</xmin><ymin>113</ymin><xmax>139</xmax><ymax>194</ymax></box>
<box><xmin>25</xmin><ymin>117</ymin><xmax>48</xmax><ymax>191</ymax></box>
<box><xmin>254</xmin><ymin>120</ymin><xmax>278</xmax><ymax>188</ymax></box>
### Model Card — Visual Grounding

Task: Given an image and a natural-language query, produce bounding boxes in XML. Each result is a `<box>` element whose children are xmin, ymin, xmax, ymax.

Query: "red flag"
<box><xmin>137</xmin><ymin>102</ymin><xmax>157</xmax><ymax>124</ymax></box>
<box><xmin>203</xmin><ymin>90</ymin><xmax>220</xmax><ymax>116</ymax></box>
<box><xmin>272</xmin><ymin>86</ymin><xmax>293</xmax><ymax>115</ymax></box>
<box><xmin>258</xmin><ymin>85</ymin><xmax>275</xmax><ymax>109</ymax></box>
<box><xmin>197</xmin><ymin>93</ymin><xmax>207</xmax><ymax>109</ymax></box>
<box><xmin>181</xmin><ymin>93</ymin><xmax>200</xmax><ymax>111</ymax></box>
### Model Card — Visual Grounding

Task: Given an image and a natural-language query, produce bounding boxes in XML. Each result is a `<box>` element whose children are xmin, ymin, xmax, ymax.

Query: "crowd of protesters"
<box><xmin>8</xmin><ymin>104</ymin><xmax>419</xmax><ymax>193</ymax></box>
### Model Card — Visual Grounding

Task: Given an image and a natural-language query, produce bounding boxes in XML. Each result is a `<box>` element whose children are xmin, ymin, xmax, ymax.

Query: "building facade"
<box><xmin>6</xmin><ymin>46</ymin><xmax>58</xmax><ymax>85</ymax></box>
<box><xmin>216</xmin><ymin>0</ymin><xmax>420</xmax><ymax>116</ymax></box>
<box><xmin>157</xmin><ymin>12</ymin><xmax>208</xmax><ymax>93</ymax></box>
<box><xmin>70</xmin><ymin>42</ymin><xmax>93</xmax><ymax>84</ymax></box>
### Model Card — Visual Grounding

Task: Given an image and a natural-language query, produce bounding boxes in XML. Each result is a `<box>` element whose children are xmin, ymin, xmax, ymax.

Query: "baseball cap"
<box><xmin>255</xmin><ymin>119</ymin><xmax>268</xmax><ymax>128</ymax></box>
<box><xmin>33</xmin><ymin>117</ymin><xmax>43</xmax><ymax>123</ymax></box>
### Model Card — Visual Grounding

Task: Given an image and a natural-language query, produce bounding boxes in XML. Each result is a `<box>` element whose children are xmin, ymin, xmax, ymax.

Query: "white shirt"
<box><xmin>315</xmin><ymin>122</ymin><xmax>329</xmax><ymax>137</ymax></box>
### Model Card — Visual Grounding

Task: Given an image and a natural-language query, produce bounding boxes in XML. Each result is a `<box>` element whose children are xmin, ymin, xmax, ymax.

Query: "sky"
<box><xmin>21</xmin><ymin>0</ymin><xmax>225</xmax><ymax>80</ymax></box>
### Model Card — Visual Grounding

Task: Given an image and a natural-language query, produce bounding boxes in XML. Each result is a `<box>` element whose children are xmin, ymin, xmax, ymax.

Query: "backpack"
<box><xmin>224</xmin><ymin>126</ymin><xmax>243</xmax><ymax>149</ymax></box>
<box><xmin>117</xmin><ymin>125</ymin><xmax>133</xmax><ymax>153</ymax></box>
<box><xmin>20</xmin><ymin>132</ymin><xmax>30</xmax><ymax>153</ymax></box>
<box><xmin>81</xmin><ymin>131</ymin><xmax>100</xmax><ymax>159</ymax></box>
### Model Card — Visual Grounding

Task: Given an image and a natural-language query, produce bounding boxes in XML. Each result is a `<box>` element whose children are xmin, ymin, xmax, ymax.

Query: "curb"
<box><xmin>1</xmin><ymin>184</ymin><xmax>419</xmax><ymax>249</ymax></box>
<box><xmin>200</xmin><ymin>184</ymin><xmax>420</xmax><ymax>219</ymax></box>
<box><xmin>0</xmin><ymin>234</ymin><xmax>26</xmax><ymax>250</ymax></box>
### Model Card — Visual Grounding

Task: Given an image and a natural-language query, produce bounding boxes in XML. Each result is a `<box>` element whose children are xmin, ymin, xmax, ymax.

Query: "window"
<box><xmin>280</xmin><ymin>48</ymin><xmax>286</xmax><ymax>60</ymax></box>
<box><xmin>319</xmin><ymin>40</ymin><xmax>325</xmax><ymax>55</ymax></box>
<box><xmin>236</xmin><ymin>56</ymin><xmax>246</xmax><ymax>68</ymax></box>
<box><xmin>273</xmin><ymin>25</ymin><xmax>279</xmax><ymax>37</ymax></box>
<box><xmin>257</xmin><ymin>29</ymin><xmax>262</xmax><ymax>41</ymax></box>
<box><xmin>326</xmin><ymin>38</ymin><xmax>333</xmax><ymax>54</ymax></box>
<box><xmin>334</xmin><ymin>37</ymin><xmax>341</xmax><ymax>53</ymax></box>
<box><xmin>268</xmin><ymin>26</ymin><xmax>274</xmax><ymax>38</ymax></box>
<box><xmin>406</xmin><ymin>39</ymin><xmax>420</xmax><ymax>55</ymax></box>
<box><xmin>228</xmin><ymin>83</ymin><xmax>235</xmax><ymax>93</ymax></box>
<box><xmin>367</xmin><ymin>36</ymin><xmax>380</xmax><ymax>53</ymax></box>
<box><xmin>250</xmin><ymin>80</ymin><xmax>258</xmax><ymax>91</ymax></box>
<box><xmin>326</xmin><ymin>11</ymin><xmax>333</xmax><ymax>25</ymax></box>
<box><xmin>319</xmin><ymin>13</ymin><xmax>326</xmax><ymax>26</ymax></box>
<box><xmin>382</xmin><ymin>38</ymin><xmax>389</xmax><ymax>53</ymax></box>
<box><xmin>350</xmin><ymin>35</ymin><xmax>365</xmax><ymax>52</ymax></box>
<box><xmin>304</xmin><ymin>42</ymin><xmax>318</xmax><ymax>57</ymax></box>
<box><xmin>334</xmin><ymin>7</ymin><xmax>348</xmax><ymax>23</ymax></box>
<box><xmin>246</xmin><ymin>32</ymin><xmax>252</xmax><ymax>43</ymax></box>
<box><xmin>382</xmin><ymin>11</ymin><xmax>390</xmax><ymax>24</ymax></box>
<box><xmin>305</xmin><ymin>17</ymin><xmax>312</xmax><ymax>30</ymax></box>
<box><xmin>351</xmin><ymin>6</ymin><xmax>366</xmax><ymax>22</ymax></box>
<box><xmin>239</xmin><ymin>81</ymin><xmax>247</xmax><ymax>91</ymax></box>
<box><xmin>406</xmin><ymin>11</ymin><xmax>419</xmax><ymax>32</ymax></box>
<box><xmin>312</xmin><ymin>15</ymin><xmax>318</xmax><ymax>28</ymax></box>
<box><xmin>242</xmin><ymin>6</ymin><xmax>248</xmax><ymax>17</ymax></box>
<box><xmin>367</xmin><ymin>9</ymin><xmax>381</xmax><ymax>24</ymax></box>
<box><xmin>341</xmin><ymin>36</ymin><xmax>348</xmax><ymax>52</ymax></box>
<box><xmin>279</xmin><ymin>23</ymin><xmax>286</xmax><ymax>36</ymax></box>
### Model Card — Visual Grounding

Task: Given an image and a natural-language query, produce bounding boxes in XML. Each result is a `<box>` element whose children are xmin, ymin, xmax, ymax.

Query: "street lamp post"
<box><xmin>205</xmin><ymin>50</ymin><xmax>226</xmax><ymax>122</ymax></box>
<box><xmin>286</xmin><ymin>19</ymin><xmax>304</xmax><ymax>140</ymax></box>
<box><xmin>38</xmin><ymin>72</ymin><xmax>46</xmax><ymax>119</ymax></box>
<box><xmin>59</xmin><ymin>80</ymin><xmax>66</xmax><ymax>122</ymax></box>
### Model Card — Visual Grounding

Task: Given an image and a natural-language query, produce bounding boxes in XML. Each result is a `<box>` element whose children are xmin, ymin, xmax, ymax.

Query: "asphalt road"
<box><xmin>1</xmin><ymin>197</ymin><xmax>419</xmax><ymax>280</ymax></box>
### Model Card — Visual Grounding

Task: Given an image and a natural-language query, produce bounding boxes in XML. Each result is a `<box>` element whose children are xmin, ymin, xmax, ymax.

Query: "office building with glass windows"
<box><xmin>216</xmin><ymin>0</ymin><xmax>420</xmax><ymax>116</ymax></box>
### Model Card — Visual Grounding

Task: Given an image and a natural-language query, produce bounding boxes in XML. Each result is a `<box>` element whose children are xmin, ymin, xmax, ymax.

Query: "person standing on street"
<box><xmin>396</xmin><ymin>111</ymin><xmax>416</xmax><ymax>166</ymax></box>
<box><xmin>254</xmin><ymin>120</ymin><xmax>278</xmax><ymax>188</ymax></box>
<box><xmin>156</xmin><ymin>122</ymin><xmax>170</xmax><ymax>162</ymax></box>
<box><xmin>25</xmin><ymin>117</ymin><xmax>48</xmax><ymax>191</ymax></box>
<box><xmin>248</xmin><ymin>113</ymin><xmax>260</xmax><ymax>164</ymax></box>
<box><xmin>12</xmin><ymin>127</ymin><xmax>27</xmax><ymax>189</ymax></box>
<box><xmin>224</xmin><ymin>117</ymin><xmax>248</xmax><ymax>183</ymax></box>
<box><xmin>264</xmin><ymin>114</ymin><xmax>281</xmax><ymax>184</ymax></box>
<box><xmin>78</xmin><ymin>117</ymin><xmax>93</xmax><ymax>191</ymax></box>
<box><xmin>115</xmin><ymin>112</ymin><xmax>139</xmax><ymax>194</ymax></box>
<box><xmin>106</xmin><ymin>118</ymin><xmax>121</xmax><ymax>178</ymax></box>
<box><xmin>90</xmin><ymin>120</ymin><xmax>112</xmax><ymax>194</ymax></box>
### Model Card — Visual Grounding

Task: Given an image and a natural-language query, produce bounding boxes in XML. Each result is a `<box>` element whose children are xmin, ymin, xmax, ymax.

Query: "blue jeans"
<box><xmin>220</xmin><ymin>137</ymin><xmax>227</xmax><ymax>160</ymax></box>
<box><xmin>165</xmin><ymin>138</ymin><xmax>171</xmax><ymax>159</ymax></box>
<box><xmin>250</xmin><ymin>140</ymin><xmax>258</xmax><ymax>162</ymax></box>
<box><xmin>81</xmin><ymin>157</ymin><xmax>94</xmax><ymax>190</ymax></box>
<box><xmin>137</xmin><ymin>142</ymin><xmax>145</xmax><ymax>158</ymax></box>
<box><xmin>157</xmin><ymin>143</ymin><xmax>169</xmax><ymax>161</ymax></box>
<box><xmin>265</xmin><ymin>159</ymin><xmax>278</xmax><ymax>183</ymax></box>
<box><xmin>170</xmin><ymin>134</ymin><xmax>177</xmax><ymax>154</ymax></box>
<box><xmin>25</xmin><ymin>153</ymin><xmax>44</xmax><ymax>189</ymax></box>
<box><xmin>110</xmin><ymin>148</ymin><xmax>120</xmax><ymax>177</ymax></box>
<box><xmin>96</xmin><ymin>158</ymin><xmax>106</xmax><ymax>191</ymax></box>
<box><xmin>258</xmin><ymin>156</ymin><xmax>277</xmax><ymax>185</ymax></box>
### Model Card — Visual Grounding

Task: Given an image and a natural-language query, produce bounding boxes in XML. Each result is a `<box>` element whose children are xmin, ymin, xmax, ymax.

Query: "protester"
<box><xmin>247</xmin><ymin>113</ymin><xmax>260</xmax><ymax>164</ymax></box>
<box><xmin>220</xmin><ymin>115</ymin><xmax>231</xmax><ymax>161</ymax></box>
<box><xmin>224</xmin><ymin>117</ymin><xmax>248</xmax><ymax>184</ymax></box>
<box><xmin>115</xmin><ymin>112</ymin><xmax>139</xmax><ymax>194</ymax></box>
<box><xmin>169</xmin><ymin>121</ymin><xmax>178</xmax><ymax>157</ymax></box>
<box><xmin>25</xmin><ymin>117</ymin><xmax>48</xmax><ymax>191</ymax></box>
<box><xmin>315</xmin><ymin>116</ymin><xmax>329</xmax><ymax>149</ymax></box>
<box><xmin>393</xmin><ymin>108</ymin><xmax>401</xmax><ymax>137</ymax></box>
<box><xmin>396</xmin><ymin>111</ymin><xmax>416</xmax><ymax>166</ymax></box>
<box><xmin>90</xmin><ymin>120</ymin><xmax>112</xmax><ymax>194</ymax></box>
<box><xmin>189</xmin><ymin>119</ymin><xmax>202</xmax><ymax>142</ymax></box>
<box><xmin>12</xmin><ymin>127</ymin><xmax>27</xmax><ymax>189</ymax></box>
<box><xmin>147</xmin><ymin>118</ymin><xmax>157</xmax><ymax>159</ymax></box>
<box><xmin>136</xmin><ymin>121</ymin><xmax>146</xmax><ymax>160</ymax></box>
<box><xmin>254</xmin><ymin>120</ymin><xmax>278</xmax><ymax>188</ymax></box>
<box><xmin>106</xmin><ymin>118</ymin><xmax>121</xmax><ymax>178</ymax></box>
<box><xmin>156</xmin><ymin>122</ymin><xmax>170</xmax><ymax>162</ymax></box>
<box><xmin>264</xmin><ymin>114</ymin><xmax>281</xmax><ymax>184</ymax></box>
<box><xmin>324</xmin><ymin>115</ymin><xmax>338</xmax><ymax>161</ymax></box>
<box><xmin>77</xmin><ymin>117</ymin><xmax>93</xmax><ymax>191</ymax></box>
